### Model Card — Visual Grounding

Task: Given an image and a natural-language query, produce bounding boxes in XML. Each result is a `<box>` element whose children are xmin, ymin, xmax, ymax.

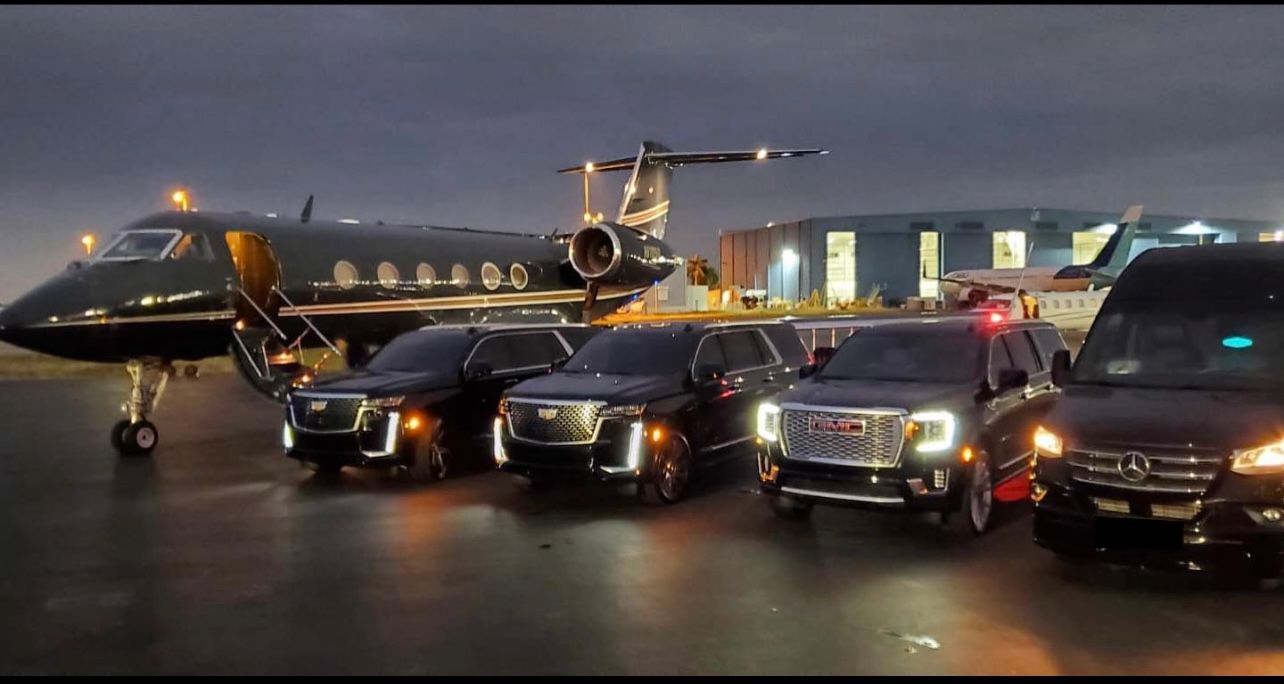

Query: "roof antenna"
<box><xmin>300</xmin><ymin>195</ymin><xmax>314</xmax><ymax>223</ymax></box>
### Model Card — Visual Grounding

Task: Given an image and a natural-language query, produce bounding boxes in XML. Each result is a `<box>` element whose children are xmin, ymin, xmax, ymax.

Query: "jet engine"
<box><xmin>568</xmin><ymin>223</ymin><xmax>678</xmax><ymax>286</ymax></box>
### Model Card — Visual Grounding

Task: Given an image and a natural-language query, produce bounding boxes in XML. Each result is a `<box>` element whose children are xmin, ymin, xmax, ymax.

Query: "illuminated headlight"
<box><xmin>757</xmin><ymin>402</ymin><xmax>781</xmax><ymax>442</ymax></box>
<box><xmin>600</xmin><ymin>404</ymin><xmax>645</xmax><ymax>419</ymax></box>
<box><xmin>383</xmin><ymin>411</ymin><xmax>400</xmax><ymax>454</ymax></box>
<box><xmin>282</xmin><ymin>421</ymin><xmax>295</xmax><ymax>450</ymax></box>
<box><xmin>626</xmin><ymin>421</ymin><xmax>644</xmax><ymax>470</ymax></box>
<box><xmin>493</xmin><ymin>417</ymin><xmax>508</xmax><ymax>465</ymax></box>
<box><xmin>362</xmin><ymin>395</ymin><xmax>405</xmax><ymax>408</ymax></box>
<box><xmin>1033</xmin><ymin>425</ymin><xmax>1064</xmax><ymax>459</ymax></box>
<box><xmin>909</xmin><ymin>411</ymin><xmax>956</xmax><ymax>453</ymax></box>
<box><xmin>1231</xmin><ymin>438</ymin><xmax>1284</xmax><ymax>476</ymax></box>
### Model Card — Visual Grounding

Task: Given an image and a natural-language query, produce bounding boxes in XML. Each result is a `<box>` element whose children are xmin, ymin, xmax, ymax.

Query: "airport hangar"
<box><xmin>718</xmin><ymin>207</ymin><xmax>1282</xmax><ymax>304</ymax></box>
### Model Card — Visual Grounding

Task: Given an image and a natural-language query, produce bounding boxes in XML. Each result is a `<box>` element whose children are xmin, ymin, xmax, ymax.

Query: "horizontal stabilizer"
<box><xmin>557</xmin><ymin>148</ymin><xmax>827</xmax><ymax>174</ymax></box>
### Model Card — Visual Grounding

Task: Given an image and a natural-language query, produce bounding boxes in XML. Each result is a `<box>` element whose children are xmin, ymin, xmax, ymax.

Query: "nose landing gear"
<box><xmin>112</xmin><ymin>359</ymin><xmax>172</xmax><ymax>456</ymax></box>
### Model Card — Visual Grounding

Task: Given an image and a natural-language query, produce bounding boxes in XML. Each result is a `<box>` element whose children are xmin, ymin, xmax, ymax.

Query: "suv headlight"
<box><xmin>497</xmin><ymin>396</ymin><xmax>509</xmax><ymax>416</ymax></box>
<box><xmin>757</xmin><ymin>402</ymin><xmax>781</xmax><ymax>442</ymax></box>
<box><xmin>1033</xmin><ymin>425</ymin><xmax>1064</xmax><ymax>459</ymax></box>
<box><xmin>600</xmin><ymin>404</ymin><xmax>645</xmax><ymax>419</ymax></box>
<box><xmin>1232</xmin><ymin>438</ymin><xmax>1284</xmax><ymax>475</ymax></box>
<box><xmin>909</xmin><ymin>411</ymin><xmax>956</xmax><ymax>453</ymax></box>
<box><xmin>361</xmin><ymin>396</ymin><xmax>405</xmax><ymax>409</ymax></box>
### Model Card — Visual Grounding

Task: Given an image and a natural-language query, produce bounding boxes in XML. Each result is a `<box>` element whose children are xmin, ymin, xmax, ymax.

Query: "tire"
<box><xmin>110</xmin><ymin>419</ymin><xmax>132</xmax><ymax>454</ymax></box>
<box><xmin>652</xmin><ymin>434</ymin><xmax>693</xmax><ymax>504</ymax></box>
<box><xmin>770</xmin><ymin>495</ymin><xmax>814</xmax><ymax>519</ymax></box>
<box><xmin>953</xmin><ymin>448</ymin><xmax>995</xmax><ymax>535</ymax></box>
<box><xmin>406</xmin><ymin>424</ymin><xmax>448</xmax><ymax>483</ymax></box>
<box><xmin>120</xmin><ymin>420</ymin><xmax>158</xmax><ymax>456</ymax></box>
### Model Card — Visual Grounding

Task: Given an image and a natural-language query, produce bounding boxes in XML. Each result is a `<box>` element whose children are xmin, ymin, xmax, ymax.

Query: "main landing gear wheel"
<box><xmin>652</xmin><ymin>434</ymin><xmax>692</xmax><ymax>504</ymax></box>
<box><xmin>116</xmin><ymin>420</ymin><xmax>159</xmax><ymax>456</ymax></box>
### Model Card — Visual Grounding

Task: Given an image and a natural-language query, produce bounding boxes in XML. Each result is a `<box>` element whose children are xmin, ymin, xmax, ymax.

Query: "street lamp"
<box><xmin>80</xmin><ymin>233</ymin><xmax>96</xmax><ymax>256</ymax></box>
<box><xmin>171</xmin><ymin>189</ymin><xmax>190</xmax><ymax>212</ymax></box>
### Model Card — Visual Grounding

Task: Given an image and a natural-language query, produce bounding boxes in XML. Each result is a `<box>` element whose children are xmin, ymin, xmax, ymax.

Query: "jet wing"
<box><xmin>557</xmin><ymin>149</ymin><xmax>827</xmax><ymax>174</ymax></box>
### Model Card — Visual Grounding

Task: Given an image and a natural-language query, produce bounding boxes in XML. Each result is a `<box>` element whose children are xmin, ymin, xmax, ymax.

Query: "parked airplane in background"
<box><xmin>0</xmin><ymin>141</ymin><xmax>825</xmax><ymax>455</ymax></box>
<box><xmin>939</xmin><ymin>205</ymin><xmax>1142</xmax><ymax>304</ymax></box>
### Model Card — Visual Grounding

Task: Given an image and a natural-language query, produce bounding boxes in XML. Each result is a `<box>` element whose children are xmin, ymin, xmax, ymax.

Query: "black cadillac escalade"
<box><xmin>283</xmin><ymin>324</ymin><xmax>598</xmax><ymax>479</ymax></box>
<box><xmin>1033</xmin><ymin>243</ymin><xmax>1284</xmax><ymax>576</ymax></box>
<box><xmin>759</xmin><ymin>316</ymin><xmax>1068</xmax><ymax>534</ymax></box>
<box><xmin>495</xmin><ymin>321</ymin><xmax>811</xmax><ymax>502</ymax></box>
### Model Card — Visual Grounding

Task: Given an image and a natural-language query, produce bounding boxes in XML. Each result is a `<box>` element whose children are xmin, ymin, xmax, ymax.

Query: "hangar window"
<box><xmin>416</xmin><ymin>263</ymin><xmax>437</xmax><ymax>287</ymax></box>
<box><xmin>992</xmin><ymin>231</ymin><xmax>1026</xmax><ymax>269</ymax></box>
<box><xmin>825</xmin><ymin>232</ymin><xmax>857</xmax><ymax>303</ymax></box>
<box><xmin>481</xmin><ymin>262</ymin><xmax>502</xmax><ymax>291</ymax></box>
<box><xmin>333</xmin><ymin>261</ymin><xmax>359</xmax><ymax>290</ymax></box>
<box><xmin>919</xmin><ymin>232</ymin><xmax>940</xmax><ymax>299</ymax></box>
<box><xmin>377</xmin><ymin>262</ymin><xmax>400</xmax><ymax>289</ymax></box>
<box><xmin>1072</xmin><ymin>231</ymin><xmax>1112</xmax><ymax>265</ymax></box>
<box><xmin>510</xmin><ymin>263</ymin><xmax>530</xmax><ymax>290</ymax></box>
<box><xmin>451</xmin><ymin>264</ymin><xmax>470</xmax><ymax>287</ymax></box>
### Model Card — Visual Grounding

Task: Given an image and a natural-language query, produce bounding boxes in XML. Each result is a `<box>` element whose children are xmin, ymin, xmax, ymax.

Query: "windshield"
<box><xmin>364</xmin><ymin>330</ymin><xmax>474</xmax><ymax>373</ymax></box>
<box><xmin>97</xmin><ymin>230</ymin><xmax>181</xmax><ymax>260</ymax></box>
<box><xmin>562</xmin><ymin>329</ymin><xmax>700</xmax><ymax>376</ymax></box>
<box><xmin>820</xmin><ymin>326</ymin><xmax>984</xmax><ymax>383</ymax></box>
<box><xmin>1073</xmin><ymin>298</ymin><xmax>1284</xmax><ymax>391</ymax></box>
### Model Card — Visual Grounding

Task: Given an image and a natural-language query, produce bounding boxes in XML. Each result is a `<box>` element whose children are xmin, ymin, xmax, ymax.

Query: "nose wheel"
<box><xmin>111</xmin><ymin>359</ymin><xmax>171</xmax><ymax>456</ymax></box>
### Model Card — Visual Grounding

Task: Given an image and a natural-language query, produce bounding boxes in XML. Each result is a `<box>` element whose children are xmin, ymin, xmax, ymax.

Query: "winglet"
<box><xmin>301</xmin><ymin>195</ymin><xmax>314</xmax><ymax>223</ymax></box>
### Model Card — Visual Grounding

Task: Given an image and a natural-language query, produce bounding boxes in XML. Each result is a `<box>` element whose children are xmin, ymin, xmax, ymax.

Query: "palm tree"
<box><xmin>686</xmin><ymin>255</ymin><xmax>709</xmax><ymax>286</ymax></box>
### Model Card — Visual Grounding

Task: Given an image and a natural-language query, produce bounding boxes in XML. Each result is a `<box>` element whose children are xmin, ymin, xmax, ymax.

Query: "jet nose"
<box><xmin>0</xmin><ymin>271</ymin><xmax>101</xmax><ymax>359</ymax></box>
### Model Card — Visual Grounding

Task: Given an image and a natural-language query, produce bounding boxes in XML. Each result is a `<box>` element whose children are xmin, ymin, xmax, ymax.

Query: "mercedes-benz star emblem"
<box><xmin>1117</xmin><ymin>451</ymin><xmax>1151</xmax><ymax>482</ymax></box>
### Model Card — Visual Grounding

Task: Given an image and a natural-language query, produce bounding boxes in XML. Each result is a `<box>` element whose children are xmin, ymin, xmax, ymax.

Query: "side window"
<box><xmin>694</xmin><ymin>334</ymin><xmax>728</xmax><ymax>371</ymax></box>
<box><xmin>507</xmin><ymin>332</ymin><xmax>570</xmax><ymax>368</ymax></box>
<box><xmin>467</xmin><ymin>336</ymin><xmax>516</xmax><ymax>372</ymax></box>
<box><xmin>764</xmin><ymin>325</ymin><xmax>809</xmax><ymax>366</ymax></box>
<box><xmin>989</xmin><ymin>336</ymin><xmax>1016</xmax><ymax>387</ymax></box>
<box><xmin>749</xmin><ymin>329</ymin><xmax>780</xmax><ymax>367</ymax></box>
<box><xmin>1005</xmin><ymin>331</ymin><xmax>1042</xmax><ymax>375</ymax></box>
<box><xmin>170</xmin><ymin>233</ymin><xmax>214</xmax><ymax>262</ymax></box>
<box><xmin>1031</xmin><ymin>328</ymin><xmax>1067</xmax><ymax>369</ymax></box>
<box><xmin>557</xmin><ymin>326</ymin><xmax>601</xmax><ymax>352</ymax></box>
<box><xmin>718</xmin><ymin>331</ymin><xmax>766</xmax><ymax>372</ymax></box>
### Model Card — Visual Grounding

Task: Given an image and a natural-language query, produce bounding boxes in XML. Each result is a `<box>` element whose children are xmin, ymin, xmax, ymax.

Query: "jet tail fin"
<box><xmin>558</xmin><ymin>142</ymin><xmax>826</xmax><ymax>240</ymax></box>
<box><xmin>1087</xmin><ymin>204</ymin><xmax>1142</xmax><ymax>271</ymax></box>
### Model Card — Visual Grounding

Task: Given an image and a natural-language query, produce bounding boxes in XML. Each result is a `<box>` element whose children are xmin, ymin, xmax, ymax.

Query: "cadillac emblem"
<box><xmin>309</xmin><ymin>400</ymin><xmax>328</xmax><ymax>412</ymax></box>
<box><xmin>538</xmin><ymin>407</ymin><xmax>559</xmax><ymax>420</ymax></box>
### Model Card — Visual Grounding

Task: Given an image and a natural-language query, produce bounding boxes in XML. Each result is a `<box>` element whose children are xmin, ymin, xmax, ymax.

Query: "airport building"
<box><xmin>719</xmin><ymin>208</ymin><xmax>1283</xmax><ymax>304</ymax></box>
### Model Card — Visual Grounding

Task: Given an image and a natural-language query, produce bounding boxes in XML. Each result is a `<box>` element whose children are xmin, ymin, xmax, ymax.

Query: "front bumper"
<box><xmin>758</xmin><ymin>441</ymin><xmax>965</xmax><ymax>512</ymax></box>
<box><xmin>283</xmin><ymin>415</ymin><xmax>411</xmax><ymax>469</ymax></box>
<box><xmin>496</xmin><ymin>418</ymin><xmax>652</xmax><ymax>482</ymax></box>
<box><xmin>1032</xmin><ymin>460</ymin><xmax>1284</xmax><ymax>574</ymax></box>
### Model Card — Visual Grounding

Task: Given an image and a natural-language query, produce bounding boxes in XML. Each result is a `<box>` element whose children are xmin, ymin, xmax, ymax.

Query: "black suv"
<box><xmin>495</xmin><ymin>321</ymin><xmax>811</xmax><ymax>502</ymax></box>
<box><xmin>758</xmin><ymin>317</ymin><xmax>1068</xmax><ymax>533</ymax></box>
<box><xmin>1033</xmin><ymin>243</ymin><xmax>1284</xmax><ymax>576</ymax></box>
<box><xmin>283</xmin><ymin>324</ymin><xmax>599</xmax><ymax>479</ymax></box>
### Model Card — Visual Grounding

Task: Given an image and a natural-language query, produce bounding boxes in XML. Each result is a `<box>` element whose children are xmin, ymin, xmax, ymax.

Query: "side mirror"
<box><xmin>549</xmin><ymin>357</ymin><xmax>569</xmax><ymax>372</ymax></box>
<box><xmin>996</xmin><ymin>368</ymin><xmax>1030</xmax><ymax>391</ymax></box>
<box><xmin>464</xmin><ymin>361</ymin><xmax>494</xmax><ymax>382</ymax></box>
<box><xmin>799</xmin><ymin>364</ymin><xmax>818</xmax><ymax>379</ymax></box>
<box><xmin>1050</xmin><ymin>349</ymin><xmax>1072</xmax><ymax>387</ymax></box>
<box><xmin>812</xmin><ymin>346</ymin><xmax>837</xmax><ymax>367</ymax></box>
<box><xmin>693</xmin><ymin>362</ymin><xmax>726</xmax><ymax>383</ymax></box>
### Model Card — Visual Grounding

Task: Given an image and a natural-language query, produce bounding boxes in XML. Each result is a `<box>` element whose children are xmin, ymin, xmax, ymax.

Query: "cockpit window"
<box><xmin>96</xmin><ymin>230</ymin><xmax>183</xmax><ymax>261</ymax></box>
<box><xmin>168</xmin><ymin>233</ymin><xmax>214</xmax><ymax>262</ymax></box>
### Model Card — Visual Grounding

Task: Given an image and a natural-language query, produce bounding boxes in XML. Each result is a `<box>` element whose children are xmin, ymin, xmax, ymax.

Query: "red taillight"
<box><xmin>988</xmin><ymin>312</ymin><xmax>1005</xmax><ymax>324</ymax></box>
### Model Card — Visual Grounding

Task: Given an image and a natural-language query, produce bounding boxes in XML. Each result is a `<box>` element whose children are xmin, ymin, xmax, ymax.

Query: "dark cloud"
<box><xmin>3</xmin><ymin>6</ymin><xmax>1284</xmax><ymax>300</ymax></box>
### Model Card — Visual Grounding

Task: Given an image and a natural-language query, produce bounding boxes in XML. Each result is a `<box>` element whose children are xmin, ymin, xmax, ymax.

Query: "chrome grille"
<box><xmin>289</xmin><ymin>395</ymin><xmax>363</xmax><ymax>433</ymax></box>
<box><xmin>1067</xmin><ymin>447</ymin><xmax>1224</xmax><ymax>495</ymax></box>
<box><xmin>781</xmin><ymin>407</ymin><xmax>905</xmax><ymax>468</ymax></box>
<box><xmin>508</xmin><ymin>401</ymin><xmax>600</xmax><ymax>444</ymax></box>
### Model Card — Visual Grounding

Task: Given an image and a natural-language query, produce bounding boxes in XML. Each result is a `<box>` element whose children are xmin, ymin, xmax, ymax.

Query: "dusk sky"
<box><xmin>4</xmin><ymin>5</ymin><xmax>1284</xmax><ymax>301</ymax></box>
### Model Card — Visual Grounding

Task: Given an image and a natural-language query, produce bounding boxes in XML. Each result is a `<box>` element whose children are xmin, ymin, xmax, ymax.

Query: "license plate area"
<box><xmin>1092</xmin><ymin>516</ymin><xmax>1183</xmax><ymax>550</ymax></box>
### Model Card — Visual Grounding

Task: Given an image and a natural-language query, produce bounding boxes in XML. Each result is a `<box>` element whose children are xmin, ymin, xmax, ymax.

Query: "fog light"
<box><xmin>1264</xmin><ymin>508</ymin><xmax>1283</xmax><ymax>522</ymax></box>
<box><xmin>933</xmin><ymin>469</ymin><xmax>948</xmax><ymax>489</ymax></box>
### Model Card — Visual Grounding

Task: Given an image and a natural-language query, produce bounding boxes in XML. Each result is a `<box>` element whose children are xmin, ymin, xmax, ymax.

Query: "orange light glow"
<box><xmin>403</xmin><ymin>415</ymin><xmax>423</xmax><ymax>433</ymax></box>
<box><xmin>234</xmin><ymin>319</ymin><xmax>246</xmax><ymax>331</ymax></box>
<box><xmin>171</xmin><ymin>189</ymin><xmax>190</xmax><ymax>212</ymax></box>
<box><xmin>961</xmin><ymin>445</ymin><xmax>975</xmax><ymax>463</ymax></box>
<box><xmin>649</xmin><ymin>426</ymin><xmax>665</xmax><ymax>444</ymax></box>
<box><xmin>904</xmin><ymin>420</ymin><xmax>919</xmax><ymax>441</ymax></box>
<box><xmin>80</xmin><ymin>233</ymin><xmax>96</xmax><ymax>255</ymax></box>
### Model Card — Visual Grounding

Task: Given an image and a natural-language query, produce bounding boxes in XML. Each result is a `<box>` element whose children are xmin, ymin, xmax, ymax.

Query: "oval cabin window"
<box><xmin>451</xmin><ymin>264</ymin><xmax>470</xmax><ymax>287</ymax></box>
<box><xmin>481</xmin><ymin>262</ymin><xmax>502</xmax><ymax>291</ymax></box>
<box><xmin>416</xmin><ymin>263</ymin><xmax>436</xmax><ymax>287</ymax></box>
<box><xmin>333</xmin><ymin>260</ymin><xmax>359</xmax><ymax>290</ymax></box>
<box><xmin>510</xmin><ymin>263</ymin><xmax>529</xmax><ymax>290</ymax></box>
<box><xmin>377</xmin><ymin>262</ymin><xmax>400</xmax><ymax>289</ymax></box>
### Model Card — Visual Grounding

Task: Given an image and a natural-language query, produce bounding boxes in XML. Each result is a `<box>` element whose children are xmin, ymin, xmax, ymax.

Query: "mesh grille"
<box><xmin>290</xmin><ymin>396</ymin><xmax>363</xmax><ymax>432</ymax></box>
<box><xmin>782</xmin><ymin>409</ymin><xmax>905</xmax><ymax>467</ymax></box>
<box><xmin>1068</xmin><ymin>447</ymin><xmax>1224</xmax><ymax>496</ymax></box>
<box><xmin>508</xmin><ymin>401</ymin><xmax>600</xmax><ymax>444</ymax></box>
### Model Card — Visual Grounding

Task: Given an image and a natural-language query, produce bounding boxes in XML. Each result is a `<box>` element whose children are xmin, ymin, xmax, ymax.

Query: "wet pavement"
<box><xmin>0</xmin><ymin>374</ymin><xmax>1281</xmax><ymax>674</ymax></box>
